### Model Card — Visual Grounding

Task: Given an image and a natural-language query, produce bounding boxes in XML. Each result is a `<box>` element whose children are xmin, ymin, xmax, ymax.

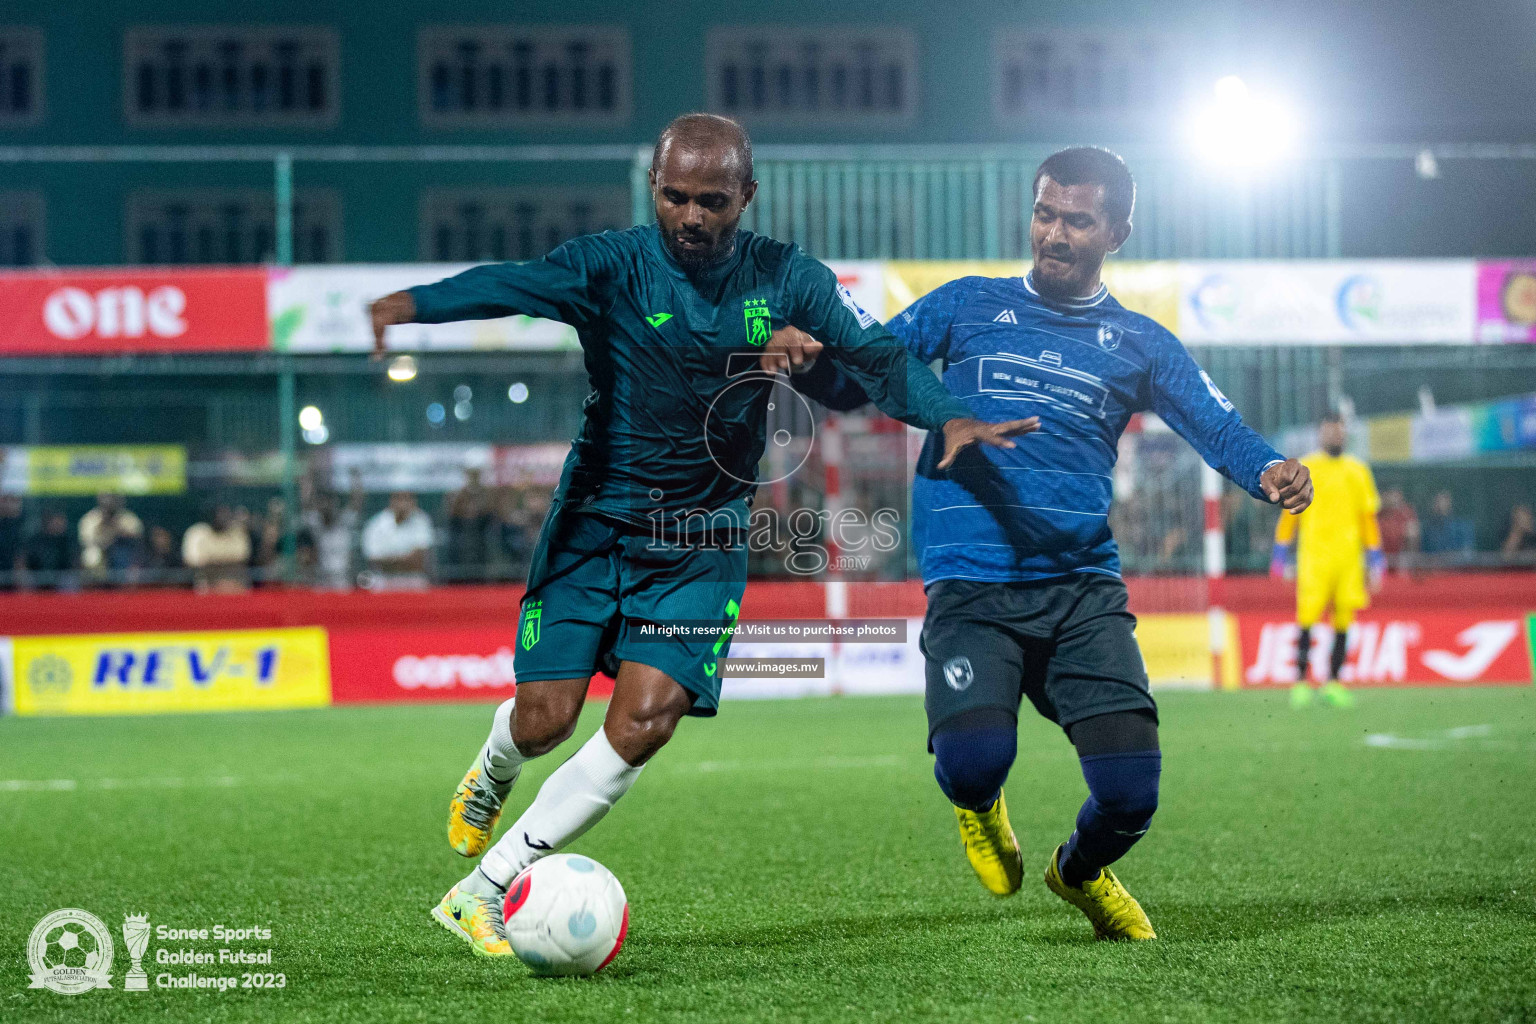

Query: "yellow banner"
<box><xmin>24</xmin><ymin>445</ymin><xmax>186</xmax><ymax>496</ymax></box>
<box><xmin>10</xmin><ymin>628</ymin><xmax>330</xmax><ymax>716</ymax></box>
<box><xmin>884</xmin><ymin>261</ymin><xmax>1181</xmax><ymax>332</ymax></box>
<box><xmin>1135</xmin><ymin>613</ymin><xmax>1216</xmax><ymax>689</ymax></box>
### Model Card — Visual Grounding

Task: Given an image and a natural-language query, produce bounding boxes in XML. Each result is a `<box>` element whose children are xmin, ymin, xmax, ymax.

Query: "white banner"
<box><xmin>1178</xmin><ymin>260</ymin><xmax>1476</xmax><ymax>344</ymax></box>
<box><xmin>0</xmin><ymin>637</ymin><xmax>13</xmax><ymax>716</ymax></box>
<box><xmin>269</xmin><ymin>265</ymin><xmax>579</xmax><ymax>353</ymax></box>
<box><xmin>326</xmin><ymin>443</ymin><xmax>494</xmax><ymax>493</ymax></box>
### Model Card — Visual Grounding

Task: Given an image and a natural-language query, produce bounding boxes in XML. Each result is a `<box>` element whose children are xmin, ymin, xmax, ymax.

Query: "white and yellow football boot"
<box><xmin>430</xmin><ymin>881</ymin><xmax>514</xmax><ymax>957</ymax></box>
<box><xmin>447</xmin><ymin>752</ymin><xmax>518</xmax><ymax>858</ymax></box>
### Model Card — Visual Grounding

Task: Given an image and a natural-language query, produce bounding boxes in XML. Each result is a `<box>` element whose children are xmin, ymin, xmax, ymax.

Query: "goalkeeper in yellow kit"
<box><xmin>1270</xmin><ymin>413</ymin><xmax>1384</xmax><ymax>708</ymax></box>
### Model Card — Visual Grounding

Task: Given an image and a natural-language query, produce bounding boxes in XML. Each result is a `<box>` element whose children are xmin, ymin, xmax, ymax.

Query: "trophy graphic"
<box><xmin>122</xmin><ymin>914</ymin><xmax>151</xmax><ymax>991</ymax></box>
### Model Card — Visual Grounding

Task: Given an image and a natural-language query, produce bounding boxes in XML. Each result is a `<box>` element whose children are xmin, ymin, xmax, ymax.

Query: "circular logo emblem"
<box><xmin>27</xmin><ymin>909</ymin><xmax>114</xmax><ymax>995</ymax></box>
<box><xmin>942</xmin><ymin>656</ymin><xmax>974</xmax><ymax>691</ymax></box>
<box><xmin>704</xmin><ymin>375</ymin><xmax>815</xmax><ymax>487</ymax></box>
<box><xmin>1335</xmin><ymin>274</ymin><xmax>1383</xmax><ymax>330</ymax></box>
<box><xmin>1096</xmin><ymin>323</ymin><xmax>1121</xmax><ymax>351</ymax></box>
<box><xmin>28</xmin><ymin>654</ymin><xmax>73</xmax><ymax>695</ymax></box>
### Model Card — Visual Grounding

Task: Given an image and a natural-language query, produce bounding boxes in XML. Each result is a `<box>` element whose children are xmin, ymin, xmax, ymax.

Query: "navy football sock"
<box><xmin>1059</xmin><ymin>750</ymin><xmax>1161</xmax><ymax>887</ymax></box>
<box><xmin>932</xmin><ymin>718</ymin><xmax>1017</xmax><ymax>813</ymax></box>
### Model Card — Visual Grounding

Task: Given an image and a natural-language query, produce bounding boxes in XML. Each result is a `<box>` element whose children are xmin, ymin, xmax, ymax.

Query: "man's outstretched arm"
<box><xmin>371</xmin><ymin>240</ymin><xmax>610</xmax><ymax>353</ymax></box>
<box><xmin>1149</xmin><ymin>332</ymin><xmax>1312</xmax><ymax>514</ymax></box>
<box><xmin>768</xmin><ymin>318</ymin><xmax>1036</xmax><ymax>471</ymax></box>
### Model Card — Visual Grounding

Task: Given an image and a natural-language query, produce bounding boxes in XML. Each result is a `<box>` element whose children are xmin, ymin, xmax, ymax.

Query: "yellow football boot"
<box><xmin>447</xmin><ymin>754</ymin><xmax>517</xmax><ymax>857</ymax></box>
<box><xmin>953</xmin><ymin>791</ymin><xmax>1024</xmax><ymax>896</ymax></box>
<box><xmin>1044</xmin><ymin>844</ymin><xmax>1156</xmax><ymax>941</ymax></box>
<box><xmin>1289</xmin><ymin>683</ymin><xmax>1314</xmax><ymax>709</ymax></box>
<box><xmin>430</xmin><ymin>883</ymin><xmax>514</xmax><ymax>957</ymax></box>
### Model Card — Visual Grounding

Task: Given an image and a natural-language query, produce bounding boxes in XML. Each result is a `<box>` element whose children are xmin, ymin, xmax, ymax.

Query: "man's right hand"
<box><xmin>370</xmin><ymin>291</ymin><xmax>417</xmax><ymax>356</ymax></box>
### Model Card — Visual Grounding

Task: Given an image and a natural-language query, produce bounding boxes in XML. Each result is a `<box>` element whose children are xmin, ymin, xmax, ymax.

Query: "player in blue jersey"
<box><xmin>786</xmin><ymin>147</ymin><xmax>1312</xmax><ymax>940</ymax></box>
<box><xmin>369</xmin><ymin>114</ymin><xmax>1035</xmax><ymax>957</ymax></box>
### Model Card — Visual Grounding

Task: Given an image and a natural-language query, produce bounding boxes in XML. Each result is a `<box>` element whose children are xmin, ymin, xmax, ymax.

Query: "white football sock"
<box><xmin>481</xmin><ymin>697</ymin><xmax>527</xmax><ymax>783</ymax></box>
<box><xmin>478</xmin><ymin>727</ymin><xmax>643</xmax><ymax>887</ymax></box>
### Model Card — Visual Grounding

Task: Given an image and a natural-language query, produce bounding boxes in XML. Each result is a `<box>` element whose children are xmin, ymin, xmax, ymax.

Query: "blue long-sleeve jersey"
<box><xmin>811</xmin><ymin>273</ymin><xmax>1284</xmax><ymax>584</ymax></box>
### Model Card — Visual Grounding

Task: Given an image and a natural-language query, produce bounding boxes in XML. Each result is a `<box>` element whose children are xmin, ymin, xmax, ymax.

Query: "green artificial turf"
<box><xmin>3</xmin><ymin>688</ymin><xmax>1534</xmax><ymax>1023</ymax></box>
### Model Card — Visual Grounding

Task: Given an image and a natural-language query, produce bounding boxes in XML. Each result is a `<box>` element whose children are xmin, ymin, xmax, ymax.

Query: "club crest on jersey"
<box><xmin>743</xmin><ymin>298</ymin><xmax>772</xmax><ymax>346</ymax></box>
<box><xmin>943</xmin><ymin>656</ymin><xmax>974</xmax><ymax>691</ymax></box>
<box><xmin>993</xmin><ymin>309</ymin><xmax>1018</xmax><ymax>324</ymax></box>
<box><xmin>1097</xmin><ymin>323</ymin><xmax>1122</xmax><ymax>351</ymax></box>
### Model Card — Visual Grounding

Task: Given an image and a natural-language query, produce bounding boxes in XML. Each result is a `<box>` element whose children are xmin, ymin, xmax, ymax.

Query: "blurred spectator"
<box><xmin>300</xmin><ymin>479</ymin><xmax>363</xmax><ymax>590</ymax></box>
<box><xmin>78</xmin><ymin>492</ymin><xmax>144</xmax><ymax>582</ymax></box>
<box><xmin>182</xmin><ymin>503</ymin><xmax>252</xmax><ymax>593</ymax></box>
<box><xmin>0</xmin><ymin>494</ymin><xmax>23</xmax><ymax>586</ymax></box>
<box><xmin>1378</xmin><ymin>488</ymin><xmax>1420</xmax><ymax>569</ymax></box>
<box><xmin>1420</xmin><ymin>490</ymin><xmax>1475</xmax><ymax>557</ymax></box>
<box><xmin>497</xmin><ymin>487</ymin><xmax>547</xmax><ymax>578</ymax></box>
<box><xmin>446</xmin><ymin>468</ymin><xmax>494</xmax><ymax>581</ymax></box>
<box><xmin>1500</xmin><ymin>504</ymin><xmax>1536</xmax><ymax>562</ymax></box>
<box><xmin>19</xmin><ymin>508</ymin><xmax>79</xmax><ymax>590</ymax></box>
<box><xmin>362</xmin><ymin>491</ymin><xmax>433</xmax><ymax>588</ymax></box>
<box><xmin>143</xmin><ymin>525</ymin><xmax>181</xmax><ymax>584</ymax></box>
<box><xmin>1221</xmin><ymin>487</ymin><xmax>1276</xmax><ymax>572</ymax></box>
<box><xmin>251</xmin><ymin>496</ymin><xmax>288</xmax><ymax>582</ymax></box>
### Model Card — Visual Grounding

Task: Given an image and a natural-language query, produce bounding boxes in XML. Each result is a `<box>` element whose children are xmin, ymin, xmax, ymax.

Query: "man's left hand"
<box><xmin>1262</xmin><ymin>458</ymin><xmax>1313</xmax><ymax>514</ymax></box>
<box><xmin>938</xmin><ymin>417</ymin><xmax>1042</xmax><ymax>470</ymax></box>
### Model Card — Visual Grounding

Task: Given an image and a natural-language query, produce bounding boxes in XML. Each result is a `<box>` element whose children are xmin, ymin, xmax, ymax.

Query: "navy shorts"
<box><xmin>920</xmin><ymin>574</ymin><xmax>1157</xmax><ymax>744</ymax></box>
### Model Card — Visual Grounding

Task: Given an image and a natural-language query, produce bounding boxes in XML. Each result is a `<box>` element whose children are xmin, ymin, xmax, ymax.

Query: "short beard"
<box><xmin>665</xmin><ymin>230</ymin><xmax>737</xmax><ymax>269</ymax></box>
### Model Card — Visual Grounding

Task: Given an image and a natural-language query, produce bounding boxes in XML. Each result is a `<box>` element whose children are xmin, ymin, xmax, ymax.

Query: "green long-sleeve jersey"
<box><xmin>408</xmin><ymin>224</ymin><xmax>970</xmax><ymax>527</ymax></box>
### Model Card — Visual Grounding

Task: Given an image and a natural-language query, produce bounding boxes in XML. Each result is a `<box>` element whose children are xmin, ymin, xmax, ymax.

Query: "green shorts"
<box><xmin>513</xmin><ymin>501</ymin><xmax>746</xmax><ymax>717</ymax></box>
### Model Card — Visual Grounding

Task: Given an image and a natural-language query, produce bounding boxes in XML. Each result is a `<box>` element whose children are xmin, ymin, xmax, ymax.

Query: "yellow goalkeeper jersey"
<box><xmin>1274</xmin><ymin>450</ymin><xmax>1381</xmax><ymax>559</ymax></box>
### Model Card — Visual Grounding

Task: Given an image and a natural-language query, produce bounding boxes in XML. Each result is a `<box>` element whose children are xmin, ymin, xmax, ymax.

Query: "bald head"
<box><xmin>649</xmin><ymin>113</ymin><xmax>758</xmax><ymax>268</ymax></box>
<box><xmin>652</xmin><ymin>113</ymin><xmax>753</xmax><ymax>186</ymax></box>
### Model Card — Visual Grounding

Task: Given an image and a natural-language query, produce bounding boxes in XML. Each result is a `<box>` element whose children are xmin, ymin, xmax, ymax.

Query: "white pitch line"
<box><xmin>0</xmin><ymin>774</ymin><xmax>291</xmax><ymax>793</ymax></box>
<box><xmin>1364</xmin><ymin>723</ymin><xmax>1497</xmax><ymax>750</ymax></box>
<box><xmin>695</xmin><ymin>754</ymin><xmax>910</xmax><ymax>773</ymax></box>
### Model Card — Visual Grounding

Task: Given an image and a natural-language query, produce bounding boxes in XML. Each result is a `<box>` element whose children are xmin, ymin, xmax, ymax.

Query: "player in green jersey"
<box><xmin>370</xmin><ymin>113</ymin><xmax>1036</xmax><ymax>956</ymax></box>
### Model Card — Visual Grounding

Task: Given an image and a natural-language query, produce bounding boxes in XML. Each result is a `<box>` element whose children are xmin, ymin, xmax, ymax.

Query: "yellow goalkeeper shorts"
<box><xmin>1296</xmin><ymin>554</ymin><xmax>1369</xmax><ymax>630</ymax></box>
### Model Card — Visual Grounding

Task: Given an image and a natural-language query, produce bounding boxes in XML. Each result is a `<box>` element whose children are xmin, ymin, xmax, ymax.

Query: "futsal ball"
<box><xmin>502</xmin><ymin>854</ymin><xmax>629</xmax><ymax>976</ymax></box>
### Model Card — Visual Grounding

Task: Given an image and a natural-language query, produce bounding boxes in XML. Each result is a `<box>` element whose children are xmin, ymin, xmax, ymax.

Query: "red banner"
<box><xmin>328</xmin><ymin>626</ymin><xmax>614</xmax><ymax>705</ymax></box>
<box><xmin>1238</xmin><ymin>612</ymin><xmax>1533</xmax><ymax>688</ymax></box>
<box><xmin>0</xmin><ymin>268</ymin><xmax>268</xmax><ymax>354</ymax></box>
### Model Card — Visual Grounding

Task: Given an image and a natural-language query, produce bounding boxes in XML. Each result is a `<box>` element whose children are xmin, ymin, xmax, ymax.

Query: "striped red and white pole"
<box><xmin>1201</xmin><ymin>463</ymin><xmax>1227</xmax><ymax>687</ymax></box>
<box><xmin>822</xmin><ymin>415</ymin><xmax>846</xmax><ymax>694</ymax></box>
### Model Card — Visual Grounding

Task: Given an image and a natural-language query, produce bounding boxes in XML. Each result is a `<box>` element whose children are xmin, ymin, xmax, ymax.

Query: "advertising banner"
<box><xmin>1137</xmin><ymin>613</ymin><xmax>1218</xmax><ymax>689</ymax></box>
<box><xmin>0</xmin><ymin>268</ymin><xmax>268</xmax><ymax>354</ymax></box>
<box><xmin>1238</xmin><ymin>613</ymin><xmax>1532</xmax><ymax>687</ymax></box>
<box><xmin>9</xmin><ymin>628</ymin><xmax>331</xmax><ymax>716</ymax></box>
<box><xmin>328</xmin><ymin>626</ymin><xmax>613</xmax><ymax>704</ymax></box>
<box><xmin>1277</xmin><ymin>391</ymin><xmax>1536</xmax><ymax>465</ymax></box>
<box><xmin>321</xmin><ymin>442</ymin><xmax>571</xmax><ymax>492</ymax></box>
<box><xmin>268</xmin><ymin>265</ymin><xmax>579</xmax><ymax>353</ymax></box>
<box><xmin>1179</xmin><ymin>261</ymin><xmax>1476</xmax><ymax>344</ymax></box>
<box><xmin>884</xmin><ymin>261</ymin><xmax>1180</xmax><ymax>331</ymax></box>
<box><xmin>1</xmin><ymin>445</ymin><xmax>186</xmax><ymax>496</ymax></box>
<box><xmin>1475</xmin><ymin>260</ymin><xmax>1536</xmax><ymax>342</ymax></box>
<box><xmin>0</xmin><ymin>637</ymin><xmax>13</xmax><ymax>715</ymax></box>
